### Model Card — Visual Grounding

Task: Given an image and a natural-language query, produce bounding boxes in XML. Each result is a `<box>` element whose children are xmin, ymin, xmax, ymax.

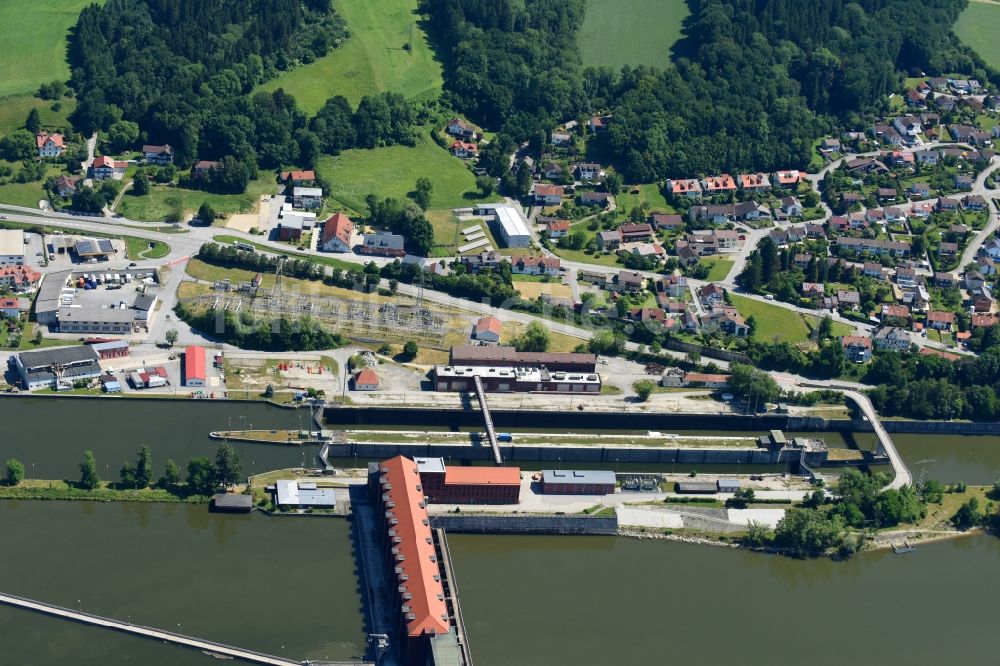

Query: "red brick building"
<box><xmin>416</xmin><ymin>458</ymin><xmax>520</xmax><ymax>504</ymax></box>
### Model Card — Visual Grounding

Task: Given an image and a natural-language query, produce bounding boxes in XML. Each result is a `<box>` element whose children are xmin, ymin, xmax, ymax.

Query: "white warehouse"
<box><xmin>477</xmin><ymin>204</ymin><xmax>531</xmax><ymax>248</ymax></box>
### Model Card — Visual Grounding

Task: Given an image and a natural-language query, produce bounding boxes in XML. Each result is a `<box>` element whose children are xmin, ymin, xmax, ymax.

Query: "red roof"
<box><xmin>193</xmin><ymin>160</ymin><xmax>219</xmax><ymax>171</ymax></box>
<box><xmin>927</xmin><ymin>311</ymin><xmax>956</xmax><ymax>323</ymax></box>
<box><xmin>920</xmin><ymin>347</ymin><xmax>960</xmax><ymax>361</ymax></box>
<box><xmin>0</xmin><ymin>265</ymin><xmax>41</xmax><ymax>284</ymax></box>
<box><xmin>444</xmin><ymin>466</ymin><xmax>521</xmax><ymax>486</ymax></box>
<box><xmin>151</xmin><ymin>366</ymin><xmax>168</xmax><ymax>378</ymax></box>
<box><xmin>36</xmin><ymin>132</ymin><xmax>64</xmax><ymax>149</ymax></box>
<box><xmin>321</xmin><ymin>212</ymin><xmax>354</xmax><ymax>247</ymax></box>
<box><xmin>378</xmin><ymin>457</ymin><xmax>451</xmax><ymax>638</ymax></box>
<box><xmin>281</xmin><ymin>170</ymin><xmax>315</xmax><ymax>181</ymax></box>
<box><xmin>354</xmin><ymin>369</ymin><xmax>379</xmax><ymax>386</ymax></box>
<box><xmin>93</xmin><ymin>155</ymin><xmax>113</xmax><ymax>168</ymax></box>
<box><xmin>184</xmin><ymin>345</ymin><xmax>206</xmax><ymax>381</ymax></box>
<box><xmin>0</xmin><ymin>297</ymin><xmax>19</xmax><ymax>309</ymax></box>
<box><xmin>841</xmin><ymin>335</ymin><xmax>873</xmax><ymax>349</ymax></box>
<box><xmin>533</xmin><ymin>184</ymin><xmax>564</xmax><ymax>197</ymax></box>
<box><xmin>546</xmin><ymin>219</ymin><xmax>570</xmax><ymax>232</ymax></box>
<box><xmin>511</xmin><ymin>255</ymin><xmax>560</xmax><ymax>270</ymax></box>
<box><xmin>475</xmin><ymin>316</ymin><xmax>502</xmax><ymax>336</ymax></box>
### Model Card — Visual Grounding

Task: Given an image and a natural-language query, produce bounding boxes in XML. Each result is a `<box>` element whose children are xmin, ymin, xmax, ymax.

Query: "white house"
<box><xmin>36</xmin><ymin>132</ymin><xmax>65</xmax><ymax>158</ymax></box>
<box><xmin>320</xmin><ymin>213</ymin><xmax>354</xmax><ymax>253</ymax></box>
<box><xmin>292</xmin><ymin>187</ymin><xmax>323</xmax><ymax>209</ymax></box>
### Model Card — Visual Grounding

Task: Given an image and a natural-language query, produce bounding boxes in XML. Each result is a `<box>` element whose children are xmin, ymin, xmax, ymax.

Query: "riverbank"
<box><xmin>0</xmin><ymin>479</ymin><xmax>208</xmax><ymax>503</ymax></box>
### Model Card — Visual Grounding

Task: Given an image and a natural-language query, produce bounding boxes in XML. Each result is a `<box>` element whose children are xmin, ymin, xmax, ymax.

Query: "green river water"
<box><xmin>0</xmin><ymin>397</ymin><xmax>999</xmax><ymax>664</ymax></box>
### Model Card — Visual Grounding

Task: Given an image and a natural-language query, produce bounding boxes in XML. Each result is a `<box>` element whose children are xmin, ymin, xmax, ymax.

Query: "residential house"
<box><xmin>909</xmin><ymin>182</ymin><xmax>931</xmax><ymax>198</ymax></box>
<box><xmin>280</xmin><ymin>170</ymin><xmax>316</xmax><ymax>187</ymax></box>
<box><xmin>352</xmin><ymin>369</ymin><xmax>380</xmax><ymax>391</ymax></box>
<box><xmin>91</xmin><ymin>155</ymin><xmax>127</xmax><ymax>180</ymax></box>
<box><xmin>574</xmin><ymin>163</ymin><xmax>604</xmax><ymax>181</ymax></box>
<box><xmin>651</xmin><ymin>213</ymin><xmax>684</xmax><ymax>232</ymax></box>
<box><xmin>841</xmin><ymin>336</ymin><xmax>874</xmax><ymax>363</ymax></box>
<box><xmin>877</xmin><ymin>188</ymin><xmax>898</xmax><ymax>203</ymax></box>
<box><xmin>698</xmin><ymin>284</ymin><xmax>726</xmax><ymax>308</ymax></box>
<box><xmin>938</xmin><ymin>242</ymin><xmax>958</xmax><ymax>260</ymax></box>
<box><xmin>915</xmin><ymin>149</ymin><xmax>939</xmax><ymax>166</ymax></box>
<box><xmin>142</xmin><ymin>144</ymin><xmax>173</xmax><ymax>164</ymax></box>
<box><xmin>669</xmin><ymin>179</ymin><xmax>702</xmax><ymax>198</ymax></box>
<box><xmin>462</xmin><ymin>250</ymin><xmax>501</xmax><ymax>274</ymax></box>
<box><xmin>292</xmin><ymin>187</ymin><xmax>323</xmax><ymax>209</ymax></box>
<box><xmin>895</xmin><ymin>267</ymin><xmax>917</xmax><ymax>286</ymax></box>
<box><xmin>657</xmin><ymin>273</ymin><xmax>689</xmax><ymax>299</ymax></box>
<box><xmin>612</xmin><ymin>271</ymin><xmax>645</xmax><ymax>294</ymax></box>
<box><xmin>806</xmin><ymin>223</ymin><xmax>826</xmax><ymax>239</ymax></box>
<box><xmin>619</xmin><ymin>223</ymin><xmax>654</xmax><ymax>243</ymax></box>
<box><xmin>53</xmin><ymin>175</ymin><xmax>78</xmax><ymax>198</ymax></box>
<box><xmin>881</xmin><ymin>304</ymin><xmax>911</xmax><ymax>325</ymax></box>
<box><xmin>36</xmin><ymin>132</ymin><xmax>64</xmax><ymax>158</ymax></box>
<box><xmin>532</xmin><ymin>183</ymin><xmax>564</xmax><ymax>206</ymax></box>
<box><xmin>863</xmin><ymin>262</ymin><xmax>885</xmax><ymax>279</ymax></box>
<box><xmin>954</xmin><ymin>174</ymin><xmax>974</xmax><ymax>191</ymax></box>
<box><xmin>541</xmin><ymin>163</ymin><xmax>563</xmax><ymax>180</ymax></box>
<box><xmin>701</xmin><ymin>174</ymin><xmax>737</xmax><ymax>195</ymax></box>
<box><xmin>972</xmin><ymin>314</ymin><xmax>998</xmax><ymax>329</ymax></box>
<box><xmin>738</xmin><ymin>173</ymin><xmax>771</xmax><ymax>192</ymax></box>
<box><xmin>446</xmin><ymin>118</ymin><xmax>476</xmax><ymax>139</ymax></box>
<box><xmin>597</xmin><ymin>229</ymin><xmax>621</xmax><ymax>250</ymax></box>
<box><xmin>926</xmin><ymin>310</ymin><xmax>956</xmax><ymax>331</ymax></box>
<box><xmin>618</xmin><ymin>241</ymin><xmax>665</xmax><ymax>262</ymax></box>
<box><xmin>873</xmin><ymin>326</ymin><xmax>912</xmax><ymax>351</ymax></box>
<box><xmin>836</xmin><ymin>237</ymin><xmax>911</xmax><ymax>257</ymax></box>
<box><xmin>966</xmin><ymin>270</ymin><xmax>987</xmax><ymax>291</ymax></box>
<box><xmin>359</xmin><ymin>232</ymin><xmax>406</xmax><ymax>258</ymax></box>
<box><xmin>841</xmin><ymin>192</ymin><xmax>865</xmax><ymax>208</ymax></box>
<box><xmin>847</xmin><ymin>157</ymin><xmax>889</xmax><ymax>175</ymax></box>
<box><xmin>802</xmin><ymin>282</ymin><xmax>825</xmax><ymax>297</ymax></box>
<box><xmin>780</xmin><ymin>196</ymin><xmax>803</xmax><ymax>217</ymax></box>
<box><xmin>773</xmin><ymin>170</ymin><xmax>805</xmax><ymax>188</ymax></box>
<box><xmin>837</xmin><ymin>290</ymin><xmax>861</xmax><ymax>310</ymax></box>
<box><xmin>0</xmin><ymin>265</ymin><xmax>40</xmax><ymax>291</ymax></box>
<box><xmin>550</xmin><ymin>131</ymin><xmax>572</xmax><ymax>146</ymax></box>
<box><xmin>192</xmin><ymin>160</ymin><xmax>218</xmax><ymax>177</ymax></box>
<box><xmin>450</xmin><ymin>140</ymin><xmax>478</xmax><ymax>158</ymax></box>
<box><xmin>820</xmin><ymin>138</ymin><xmax>842</xmax><ymax>154</ymax></box>
<box><xmin>962</xmin><ymin>195</ymin><xmax>987</xmax><ymax>211</ymax></box>
<box><xmin>871</xmin><ymin>125</ymin><xmax>904</xmax><ymax>146</ymax></box>
<box><xmin>579</xmin><ymin>191</ymin><xmax>612</xmax><ymax>208</ymax></box>
<box><xmin>866</xmin><ymin>208</ymin><xmax>886</xmax><ymax>225</ymax></box>
<box><xmin>701</xmin><ymin>307</ymin><xmax>749</xmax><ymax>337</ymax></box>
<box><xmin>793</xmin><ymin>253</ymin><xmax>813</xmax><ymax>269</ymax></box>
<box><xmin>510</xmin><ymin>255</ymin><xmax>561</xmax><ymax>276</ymax></box>
<box><xmin>588</xmin><ymin>116</ymin><xmax>608</xmax><ymax>133</ymax></box>
<box><xmin>546</xmin><ymin>219</ymin><xmax>570</xmax><ymax>239</ymax></box>
<box><xmin>0</xmin><ymin>297</ymin><xmax>21</xmax><ymax>319</ymax></box>
<box><xmin>893</xmin><ymin>116</ymin><xmax>922</xmax><ymax>137</ymax></box>
<box><xmin>937</xmin><ymin>197</ymin><xmax>960</xmax><ymax>213</ymax></box>
<box><xmin>905</xmin><ymin>90</ymin><xmax>927</xmax><ymax>109</ymax></box>
<box><xmin>933</xmin><ymin>272</ymin><xmax>960</xmax><ymax>289</ymax></box>
<box><xmin>320</xmin><ymin>213</ymin><xmax>354</xmax><ymax>253</ymax></box>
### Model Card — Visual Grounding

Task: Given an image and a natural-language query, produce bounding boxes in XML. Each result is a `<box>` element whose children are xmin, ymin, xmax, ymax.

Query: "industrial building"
<box><xmin>359</xmin><ymin>231</ymin><xmax>406</xmax><ymax>257</ymax></box>
<box><xmin>476</xmin><ymin>204</ymin><xmax>531</xmax><ymax>248</ymax></box>
<box><xmin>73</xmin><ymin>238</ymin><xmax>115</xmax><ymax>261</ymax></box>
<box><xmin>14</xmin><ymin>346</ymin><xmax>102</xmax><ymax>390</ymax></box>
<box><xmin>272</xmin><ymin>480</ymin><xmax>339</xmax><ymax>509</ymax></box>
<box><xmin>541</xmin><ymin>469</ymin><xmax>616</xmax><ymax>495</ymax></box>
<box><xmin>370</xmin><ymin>456</ymin><xmax>459</xmax><ymax>665</ymax></box>
<box><xmin>0</xmin><ymin>229</ymin><xmax>25</xmax><ymax>266</ymax></box>
<box><xmin>184</xmin><ymin>345</ymin><xmax>207</xmax><ymax>386</ymax></box>
<box><xmin>415</xmin><ymin>457</ymin><xmax>521</xmax><ymax>504</ymax></box>
<box><xmin>448</xmin><ymin>345</ymin><xmax>597</xmax><ymax>372</ymax></box>
<box><xmin>57</xmin><ymin>306</ymin><xmax>135</xmax><ymax>335</ymax></box>
<box><xmin>433</xmin><ymin>364</ymin><xmax>601</xmax><ymax>393</ymax></box>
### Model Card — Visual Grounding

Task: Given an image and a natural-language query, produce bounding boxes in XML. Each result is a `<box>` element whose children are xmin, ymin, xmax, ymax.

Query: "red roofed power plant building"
<box><xmin>415</xmin><ymin>457</ymin><xmax>521</xmax><ymax>504</ymax></box>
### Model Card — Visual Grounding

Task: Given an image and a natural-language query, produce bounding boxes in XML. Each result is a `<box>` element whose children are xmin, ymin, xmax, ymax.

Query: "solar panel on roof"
<box><xmin>97</xmin><ymin>239</ymin><xmax>114</xmax><ymax>252</ymax></box>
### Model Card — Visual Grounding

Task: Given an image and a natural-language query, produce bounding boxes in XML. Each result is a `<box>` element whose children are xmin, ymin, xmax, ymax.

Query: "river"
<box><xmin>2</xmin><ymin>397</ymin><xmax>1000</xmax><ymax>665</ymax></box>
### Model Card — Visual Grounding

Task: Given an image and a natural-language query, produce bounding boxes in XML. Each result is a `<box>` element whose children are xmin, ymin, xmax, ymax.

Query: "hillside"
<box><xmin>257</xmin><ymin>0</ymin><xmax>442</xmax><ymax>112</ymax></box>
<box><xmin>578</xmin><ymin>0</ymin><xmax>688</xmax><ymax>70</ymax></box>
<box><xmin>954</xmin><ymin>0</ymin><xmax>1000</xmax><ymax>69</ymax></box>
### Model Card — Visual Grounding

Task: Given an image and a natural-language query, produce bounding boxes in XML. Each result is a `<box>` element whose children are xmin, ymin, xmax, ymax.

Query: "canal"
<box><xmin>2</xmin><ymin>397</ymin><xmax>1000</xmax><ymax>664</ymax></box>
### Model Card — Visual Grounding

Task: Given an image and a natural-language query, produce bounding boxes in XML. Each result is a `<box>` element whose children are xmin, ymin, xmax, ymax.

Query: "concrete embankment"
<box><xmin>430</xmin><ymin>514</ymin><xmax>618</xmax><ymax>535</ymax></box>
<box><xmin>325</xmin><ymin>441</ymin><xmax>810</xmax><ymax>465</ymax></box>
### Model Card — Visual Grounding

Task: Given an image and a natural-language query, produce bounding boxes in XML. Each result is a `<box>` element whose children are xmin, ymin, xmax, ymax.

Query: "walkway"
<box><xmin>0</xmin><ymin>591</ymin><xmax>366</xmax><ymax>665</ymax></box>
<box><xmin>472</xmin><ymin>375</ymin><xmax>503</xmax><ymax>465</ymax></box>
<box><xmin>841</xmin><ymin>390</ymin><xmax>912</xmax><ymax>490</ymax></box>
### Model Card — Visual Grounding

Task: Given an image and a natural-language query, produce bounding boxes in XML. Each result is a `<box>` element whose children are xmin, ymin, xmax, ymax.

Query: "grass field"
<box><xmin>802</xmin><ymin>314</ymin><xmax>855</xmax><ymax>338</ymax></box>
<box><xmin>578</xmin><ymin>0</ymin><xmax>688</xmax><ymax>70</ymax></box>
<box><xmin>616</xmin><ymin>183</ymin><xmax>672</xmax><ymax>213</ymax></box>
<box><xmin>514</xmin><ymin>280</ymin><xmax>572</xmax><ymax>301</ymax></box>
<box><xmin>699</xmin><ymin>257</ymin><xmax>734</xmax><ymax>282</ymax></box>
<box><xmin>955</xmin><ymin>1</ymin><xmax>1000</xmax><ymax>68</ymax></box>
<box><xmin>124</xmin><ymin>237</ymin><xmax>170</xmax><ymax>260</ymax></box>
<box><xmin>257</xmin><ymin>0</ymin><xmax>442</xmax><ymax>112</ymax></box>
<box><xmin>211</xmin><ymin>234</ymin><xmax>360</xmax><ymax>271</ymax></box>
<box><xmin>731</xmin><ymin>294</ymin><xmax>813</xmax><ymax>344</ymax></box>
<box><xmin>315</xmin><ymin>132</ymin><xmax>492</xmax><ymax>213</ymax></box>
<box><xmin>0</xmin><ymin>0</ymin><xmax>99</xmax><ymax>98</ymax></box>
<box><xmin>115</xmin><ymin>178</ymin><xmax>275</xmax><ymax>222</ymax></box>
<box><xmin>0</xmin><ymin>95</ymin><xmax>75</xmax><ymax>136</ymax></box>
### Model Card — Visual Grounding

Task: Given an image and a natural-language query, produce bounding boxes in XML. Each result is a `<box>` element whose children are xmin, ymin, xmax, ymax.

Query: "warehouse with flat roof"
<box><xmin>477</xmin><ymin>204</ymin><xmax>531</xmax><ymax>248</ymax></box>
<box><xmin>184</xmin><ymin>345</ymin><xmax>207</xmax><ymax>386</ymax></box>
<box><xmin>541</xmin><ymin>469</ymin><xmax>616</xmax><ymax>495</ymax></box>
<box><xmin>0</xmin><ymin>229</ymin><xmax>25</xmax><ymax>266</ymax></box>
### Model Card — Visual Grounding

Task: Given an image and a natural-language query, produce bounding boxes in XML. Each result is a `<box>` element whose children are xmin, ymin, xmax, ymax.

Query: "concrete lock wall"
<box><xmin>430</xmin><ymin>514</ymin><xmax>618</xmax><ymax>535</ymax></box>
<box><xmin>327</xmin><ymin>442</ymin><xmax>791</xmax><ymax>465</ymax></box>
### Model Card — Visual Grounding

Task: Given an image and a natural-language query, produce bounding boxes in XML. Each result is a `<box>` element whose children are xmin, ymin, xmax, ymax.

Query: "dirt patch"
<box><xmin>514</xmin><ymin>281</ymin><xmax>572</xmax><ymax>300</ymax></box>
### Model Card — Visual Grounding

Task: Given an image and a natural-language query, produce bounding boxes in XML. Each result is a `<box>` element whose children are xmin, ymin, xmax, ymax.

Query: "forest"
<box><xmin>424</xmin><ymin>0</ymin><xmax>986</xmax><ymax>178</ymax></box>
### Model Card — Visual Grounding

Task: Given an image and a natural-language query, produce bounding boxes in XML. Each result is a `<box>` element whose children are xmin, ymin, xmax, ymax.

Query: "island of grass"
<box><xmin>114</xmin><ymin>177</ymin><xmax>275</xmax><ymax>222</ymax></box>
<box><xmin>578</xmin><ymin>0</ymin><xmax>688</xmax><ymax>70</ymax></box>
<box><xmin>256</xmin><ymin>0</ymin><xmax>443</xmax><ymax>112</ymax></box>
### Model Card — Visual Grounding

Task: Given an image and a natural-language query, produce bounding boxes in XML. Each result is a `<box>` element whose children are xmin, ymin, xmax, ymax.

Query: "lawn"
<box><xmin>426</xmin><ymin>209</ymin><xmax>504</xmax><ymax>258</ymax></box>
<box><xmin>802</xmin><ymin>314</ymin><xmax>855</xmax><ymax>338</ymax></box>
<box><xmin>115</xmin><ymin>178</ymin><xmax>275</xmax><ymax>222</ymax></box>
<box><xmin>315</xmin><ymin>132</ymin><xmax>493</xmax><ymax>213</ymax></box>
<box><xmin>578</xmin><ymin>0</ymin><xmax>688</xmax><ymax>70</ymax></box>
<box><xmin>256</xmin><ymin>0</ymin><xmax>442</xmax><ymax>112</ymax></box>
<box><xmin>124</xmin><ymin>237</ymin><xmax>170</xmax><ymax>260</ymax></box>
<box><xmin>698</xmin><ymin>257</ymin><xmax>734</xmax><ymax>282</ymax></box>
<box><xmin>616</xmin><ymin>183</ymin><xmax>672</xmax><ymax>213</ymax></box>
<box><xmin>0</xmin><ymin>180</ymin><xmax>48</xmax><ymax>209</ymax></box>
<box><xmin>731</xmin><ymin>294</ymin><xmax>812</xmax><ymax>344</ymax></box>
<box><xmin>0</xmin><ymin>0</ymin><xmax>100</xmax><ymax>98</ymax></box>
<box><xmin>0</xmin><ymin>94</ymin><xmax>75</xmax><ymax>136</ymax></box>
<box><xmin>955</xmin><ymin>0</ymin><xmax>1000</xmax><ymax>69</ymax></box>
<box><xmin>501</xmin><ymin>321</ymin><xmax>584</xmax><ymax>352</ymax></box>
<box><xmin>211</xmin><ymin>234</ymin><xmax>360</xmax><ymax>271</ymax></box>
<box><xmin>514</xmin><ymin>280</ymin><xmax>572</xmax><ymax>301</ymax></box>
<box><xmin>551</xmin><ymin>243</ymin><xmax>623</xmax><ymax>268</ymax></box>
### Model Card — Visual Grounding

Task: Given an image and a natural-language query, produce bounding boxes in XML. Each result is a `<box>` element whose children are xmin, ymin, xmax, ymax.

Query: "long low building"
<box><xmin>14</xmin><ymin>345</ymin><xmax>102</xmax><ymax>390</ymax></box>
<box><xmin>449</xmin><ymin>345</ymin><xmax>597</xmax><ymax>372</ymax></box>
<box><xmin>476</xmin><ymin>203</ymin><xmax>531</xmax><ymax>248</ymax></box>
<box><xmin>57</xmin><ymin>306</ymin><xmax>135</xmax><ymax>335</ymax></box>
<box><xmin>433</xmin><ymin>364</ymin><xmax>601</xmax><ymax>393</ymax></box>
<box><xmin>415</xmin><ymin>457</ymin><xmax>521</xmax><ymax>504</ymax></box>
<box><xmin>541</xmin><ymin>469</ymin><xmax>616</xmax><ymax>495</ymax></box>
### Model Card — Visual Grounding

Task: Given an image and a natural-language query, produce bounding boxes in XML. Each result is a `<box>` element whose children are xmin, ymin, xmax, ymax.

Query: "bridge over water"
<box><xmin>0</xmin><ymin>591</ymin><xmax>370</xmax><ymax>666</ymax></box>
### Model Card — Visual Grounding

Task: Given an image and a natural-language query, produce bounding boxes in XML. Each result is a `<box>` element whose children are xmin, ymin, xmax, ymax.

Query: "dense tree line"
<box><xmin>421</xmin><ymin>0</ymin><xmax>587</xmax><ymax>139</ymax></box>
<box><xmin>176</xmin><ymin>303</ymin><xmax>346</xmax><ymax>352</ymax></box>
<box><xmin>365</xmin><ymin>195</ymin><xmax>434</xmax><ymax>255</ymax></box>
